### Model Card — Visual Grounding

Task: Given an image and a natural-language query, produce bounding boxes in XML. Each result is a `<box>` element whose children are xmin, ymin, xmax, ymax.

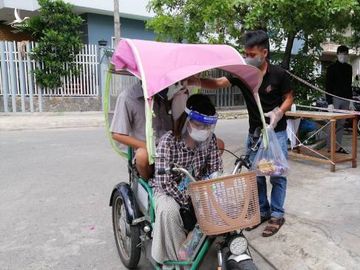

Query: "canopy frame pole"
<box><xmin>126</xmin><ymin>39</ymin><xmax>156</xmax><ymax>164</ymax></box>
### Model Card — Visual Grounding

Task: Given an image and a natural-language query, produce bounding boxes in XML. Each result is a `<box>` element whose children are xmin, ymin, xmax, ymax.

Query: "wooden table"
<box><xmin>286</xmin><ymin>110</ymin><xmax>358</xmax><ymax>172</ymax></box>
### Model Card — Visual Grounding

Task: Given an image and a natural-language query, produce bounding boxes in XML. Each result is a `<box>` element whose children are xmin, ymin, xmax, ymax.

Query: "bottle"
<box><xmin>291</xmin><ymin>104</ymin><xmax>296</xmax><ymax>112</ymax></box>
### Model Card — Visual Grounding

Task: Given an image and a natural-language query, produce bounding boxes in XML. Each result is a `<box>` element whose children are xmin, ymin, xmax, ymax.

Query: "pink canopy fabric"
<box><xmin>111</xmin><ymin>39</ymin><xmax>262</xmax><ymax>98</ymax></box>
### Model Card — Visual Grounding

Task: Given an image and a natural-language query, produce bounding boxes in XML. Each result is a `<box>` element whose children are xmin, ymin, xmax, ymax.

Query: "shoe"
<box><xmin>336</xmin><ymin>147</ymin><xmax>349</xmax><ymax>154</ymax></box>
<box><xmin>262</xmin><ymin>217</ymin><xmax>285</xmax><ymax>237</ymax></box>
<box><xmin>327</xmin><ymin>147</ymin><xmax>349</xmax><ymax>154</ymax></box>
<box><xmin>245</xmin><ymin>215</ymin><xmax>271</xmax><ymax>231</ymax></box>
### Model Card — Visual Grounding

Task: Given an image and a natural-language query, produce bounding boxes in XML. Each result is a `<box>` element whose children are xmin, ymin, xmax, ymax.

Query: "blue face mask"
<box><xmin>245</xmin><ymin>56</ymin><xmax>264</xmax><ymax>68</ymax></box>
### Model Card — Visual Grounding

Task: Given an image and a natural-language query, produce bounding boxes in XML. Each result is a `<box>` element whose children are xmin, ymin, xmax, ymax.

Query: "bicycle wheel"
<box><xmin>112</xmin><ymin>190</ymin><xmax>141</xmax><ymax>269</ymax></box>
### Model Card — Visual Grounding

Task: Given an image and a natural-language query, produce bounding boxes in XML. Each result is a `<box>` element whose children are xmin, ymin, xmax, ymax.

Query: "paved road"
<box><xmin>0</xmin><ymin>119</ymin><xmax>274</xmax><ymax>270</ymax></box>
<box><xmin>1</xmin><ymin>126</ymin><xmax>125</xmax><ymax>270</ymax></box>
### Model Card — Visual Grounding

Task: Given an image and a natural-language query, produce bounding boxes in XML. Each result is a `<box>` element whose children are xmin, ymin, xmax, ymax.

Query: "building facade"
<box><xmin>0</xmin><ymin>0</ymin><xmax>155</xmax><ymax>44</ymax></box>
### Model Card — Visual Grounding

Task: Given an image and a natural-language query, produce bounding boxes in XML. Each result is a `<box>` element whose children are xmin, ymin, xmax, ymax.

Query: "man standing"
<box><xmin>326</xmin><ymin>45</ymin><xmax>353</xmax><ymax>154</ymax></box>
<box><xmin>192</xmin><ymin>30</ymin><xmax>293</xmax><ymax>237</ymax></box>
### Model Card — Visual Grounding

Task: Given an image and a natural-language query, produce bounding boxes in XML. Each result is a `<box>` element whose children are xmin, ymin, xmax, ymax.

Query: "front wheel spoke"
<box><xmin>118</xmin><ymin>207</ymin><xmax>130</xmax><ymax>252</ymax></box>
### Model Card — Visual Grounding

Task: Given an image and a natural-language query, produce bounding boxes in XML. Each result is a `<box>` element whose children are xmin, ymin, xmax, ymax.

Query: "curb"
<box><xmin>0</xmin><ymin>110</ymin><xmax>248</xmax><ymax>131</ymax></box>
<box><xmin>0</xmin><ymin>112</ymin><xmax>105</xmax><ymax>131</ymax></box>
<box><xmin>218</xmin><ymin>109</ymin><xmax>248</xmax><ymax>119</ymax></box>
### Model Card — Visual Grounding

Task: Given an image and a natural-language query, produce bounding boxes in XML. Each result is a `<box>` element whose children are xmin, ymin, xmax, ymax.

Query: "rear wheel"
<box><xmin>226</xmin><ymin>259</ymin><xmax>258</xmax><ymax>270</ymax></box>
<box><xmin>112</xmin><ymin>191</ymin><xmax>141</xmax><ymax>268</ymax></box>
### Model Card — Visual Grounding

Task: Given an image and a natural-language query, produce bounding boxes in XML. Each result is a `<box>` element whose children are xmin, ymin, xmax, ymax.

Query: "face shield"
<box><xmin>183</xmin><ymin>107</ymin><xmax>218</xmax><ymax>144</ymax></box>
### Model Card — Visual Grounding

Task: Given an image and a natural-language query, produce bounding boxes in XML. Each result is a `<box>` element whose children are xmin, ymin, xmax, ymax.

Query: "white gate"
<box><xmin>0</xmin><ymin>41</ymin><xmax>99</xmax><ymax>112</ymax></box>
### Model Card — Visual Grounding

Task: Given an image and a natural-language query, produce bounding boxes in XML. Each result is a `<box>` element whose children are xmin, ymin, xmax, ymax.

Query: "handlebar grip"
<box><xmin>157</xmin><ymin>168</ymin><xmax>167</xmax><ymax>175</ymax></box>
<box><xmin>244</xmin><ymin>159</ymin><xmax>251</xmax><ymax>169</ymax></box>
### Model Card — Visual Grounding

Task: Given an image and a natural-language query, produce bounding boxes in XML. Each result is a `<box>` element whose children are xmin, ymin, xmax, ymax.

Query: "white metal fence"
<box><xmin>107</xmin><ymin>69</ymin><xmax>245</xmax><ymax>111</ymax></box>
<box><xmin>0</xmin><ymin>41</ymin><xmax>99</xmax><ymax>112</ymax></box>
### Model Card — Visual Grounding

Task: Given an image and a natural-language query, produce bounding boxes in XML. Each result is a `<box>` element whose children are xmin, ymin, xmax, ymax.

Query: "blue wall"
<box><xmin>83</xmin><ymin>13</ymin><xmax>155</xmax><ymax>46</ymax></box>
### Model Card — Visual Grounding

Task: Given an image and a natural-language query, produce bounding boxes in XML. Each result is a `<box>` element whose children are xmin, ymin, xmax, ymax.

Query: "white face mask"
<box><xmin>187</xmin><ymin>124</ymin><xmax>212</xmax><ymax>142</ymax></box>
<box><xmin>337</xmin><ymin>54</ymin><xmax>349</xmax><ymax>63</ymax></box>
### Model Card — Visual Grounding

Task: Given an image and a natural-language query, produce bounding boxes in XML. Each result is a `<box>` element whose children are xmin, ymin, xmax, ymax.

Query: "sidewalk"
<box><xmin>0</xmin><ymin>112</ymin><xmax>105</xmax><ymax>131</ymax></box>
<box><xmin>245</xmin><ymin>158</ymin><xmax>360</xmax><ymax>269</ymax></box>
<box><xmin>0</xmin><ymin>110</ymin><xmax>248</xmax><ymax>131</ymax></box>
<box><xmin>220</xmin><ymin>132</ymin><xmax>360</xmax><ymax>270</ymax></box>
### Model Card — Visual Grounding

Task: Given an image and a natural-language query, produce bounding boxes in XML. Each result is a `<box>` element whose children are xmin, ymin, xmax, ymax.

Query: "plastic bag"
<box><xmin>178</xmin><ymin>225</ymin><xmax>203</xmax><ymax>260</ymax></box>
<box><xmin>252</xmin><ymin>127</ymin><xmax>289</xmax><ymax>176</ymax></box>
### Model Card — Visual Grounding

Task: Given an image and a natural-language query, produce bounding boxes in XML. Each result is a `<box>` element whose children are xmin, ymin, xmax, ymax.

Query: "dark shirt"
<box><xmin>325</xmin><ymin>61</ymin><xmax>353</xmax><ymax>104</ymax></box>
<box><xmin>226</xmin><ymin>63</ymin><xmax>292</xmax><ymax>133</ymax></box>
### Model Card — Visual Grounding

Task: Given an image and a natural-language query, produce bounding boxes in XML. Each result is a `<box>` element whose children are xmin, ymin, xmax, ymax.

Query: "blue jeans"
<box><xmin>246</xmin><ymin>130</ymin><xmax>288</xmax><ymax>219</ymax></box>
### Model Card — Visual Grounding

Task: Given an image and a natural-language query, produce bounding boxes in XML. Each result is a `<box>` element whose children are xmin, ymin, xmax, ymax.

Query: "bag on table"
<box><xmin>252</xmin><ymin>127</ymin><xmax>289</xmax><ymax>176</ymax></box>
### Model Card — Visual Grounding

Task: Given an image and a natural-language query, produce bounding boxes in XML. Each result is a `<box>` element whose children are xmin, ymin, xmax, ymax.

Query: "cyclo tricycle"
<box><xmin>105</xmin><ymin>39</ymin><xmax>263</xmax><ymax>269</ymax></box>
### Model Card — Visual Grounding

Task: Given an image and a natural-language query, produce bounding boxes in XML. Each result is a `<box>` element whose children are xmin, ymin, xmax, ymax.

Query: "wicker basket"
<box><xmin>188</xmin><ymin>172</ymin><xmax>260</xmax><ymax>235</ymax></box>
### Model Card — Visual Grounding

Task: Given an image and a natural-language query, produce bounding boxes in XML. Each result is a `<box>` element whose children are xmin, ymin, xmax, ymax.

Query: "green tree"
<box><xmin>243</xmin><ymin>0</ymin><xmax>358</xmax><ymax>69</ymax></box>
<box><xmin>148</xmin><ymin>0</ymin><xmax>359</xmax><ymax>67</ymax></box>
<box><xmin>147</xmin><ymin>0</ymin><xmax>249</xmax><ymax>48</ymax></box>
<box><xmin>18</xmin><ymin>0</ymin><xmax>83</xmax><ymax>89</ymax></box>
<box><xmin>350</xmin><ymin>1</ymin><xmax>360</xmax><ymax>47</ymax></box>
<box><xmin>147</xmin><ymin>0</ymin><xmax>360</xmax><ymax>104</ymax></box>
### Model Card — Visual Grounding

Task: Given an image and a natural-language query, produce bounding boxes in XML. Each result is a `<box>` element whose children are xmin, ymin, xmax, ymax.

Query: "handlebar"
<box><xmin>157</xmin><ymin>163</ymin><xmax>176</xmax><ymax>176</ymax></box>
<box><xmin>157</xmin><ymin>168</ymin><xmax>168</xmax><ymax>175</ymax></box>
<box><xmin>157</xmin><ymin>164</ymin><xmax>197</xmax><ymax>182</ymax></box>
<box><xmin>237</xmin><ymin>155</ymin><xmax>251</xmax><ymax>169</ymax></box>
<box><xmin>159</xmin><ymin>155</ymin><xmax>251</xmax><ymax>181</ymax></box>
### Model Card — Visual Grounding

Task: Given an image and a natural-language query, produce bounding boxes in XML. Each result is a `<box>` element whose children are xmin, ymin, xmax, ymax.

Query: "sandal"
<box><xmin>245</xmin><ymin>215</ymin><xmax>270</xmax><ymax>231</ymax></box>
<box><xmin>262</xmin><ymin>217</ymin><xmax>285</xmax><ymax>237</ymax></box>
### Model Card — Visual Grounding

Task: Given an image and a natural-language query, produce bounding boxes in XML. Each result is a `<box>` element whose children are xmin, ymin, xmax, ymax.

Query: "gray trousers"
<box><xmin>327</xmin><ymin>98</ymin><xmax>350</xmax><ymax>148</ymax></box>
<box><xmin>151</xmin><ymin>194</ymin><xmax>187</xmax><ymax>264</ymax></box>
